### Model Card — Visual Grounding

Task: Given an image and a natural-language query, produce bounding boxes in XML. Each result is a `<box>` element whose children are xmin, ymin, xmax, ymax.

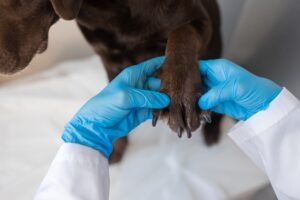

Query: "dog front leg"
<box><xmin>152</xmin><ymin>21</ymin><xmax>212</xmax><ymax>138</ymax></box>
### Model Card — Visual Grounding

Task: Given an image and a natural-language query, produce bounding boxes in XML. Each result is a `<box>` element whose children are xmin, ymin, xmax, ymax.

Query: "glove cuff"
<box><xmin>62</xmin><ymin>119</ymin><xmax>113</xmax><ymax>158</ymax></box>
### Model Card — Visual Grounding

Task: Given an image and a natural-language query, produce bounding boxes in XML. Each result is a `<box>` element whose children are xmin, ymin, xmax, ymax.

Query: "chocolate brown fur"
<box><xmin>0</xmin><ymin>0</ymin><xmax>222</xmax><ymax>163</ymax></box>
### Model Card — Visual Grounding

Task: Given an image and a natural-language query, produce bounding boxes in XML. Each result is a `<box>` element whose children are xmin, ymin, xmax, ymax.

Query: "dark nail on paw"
<box><xmin>177</xmin><ymin>127</ymin><xmax>183</xmax><ymax>138</ymax></box>
<box><xmin>201</xmin><ymin>113</ymin><xmax>212</xmax><ymax>124</ymax></box>
<box><xmin>152</xmin><ymin>111</ymin><xmax>159</xmax><ymax>127</ymax></box>
<box><xmin>152</xmin><ymin>118</ymin><xmax>157</xmax><ymax>127</ymax></box>
<box><xmin>187</xmin><ymin>129</ymin><xmax>192</xmax><ymax>138</ymax></box>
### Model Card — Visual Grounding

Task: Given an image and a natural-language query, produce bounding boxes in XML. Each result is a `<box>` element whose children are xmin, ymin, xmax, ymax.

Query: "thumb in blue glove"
<box><xmin>198</xmin><ymin>59</ymin><xmax>282</xmax><ymax>120</ymax></box>
<box><xmin>62</xmin><ymin>56</ymin><xmax>170</xmax><ymax>157</ymax></box>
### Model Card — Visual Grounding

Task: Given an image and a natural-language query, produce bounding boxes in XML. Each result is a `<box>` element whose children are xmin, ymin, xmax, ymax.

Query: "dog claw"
<box><xmin>177</xmin><ymin>127</ymin><xmax>183</xmax><ymax>138</ymax></box>
<box><xmin>205</xmin><ymin>115</ymin><xmax>212</xmax><ymax>123</ymax></box>
<box><xmin>152</xmin><ymin>117</ymin><xmax>157</xmax><ymax>127</ymax></box>
<box><xmin>201</xmin><ymin>112</ymin><xmax>212</xmax><ymax>124</ymax></box>
<box><xmin>187</xmin><ymin>128</ymin><xmax>192</xmax><ymax>138</ymax></box>
<box><xmin>152</xmin><ymin>110</ymin><xmax>159</xmax><ymax>127</ymax></box>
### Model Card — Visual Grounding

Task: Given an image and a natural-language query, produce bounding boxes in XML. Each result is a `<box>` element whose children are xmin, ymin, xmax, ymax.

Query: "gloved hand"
<box><xmin>62</xmin><ymin>57</ymin><xmax>170</xmax><ymax>157</ymax></box>
<box><xmin>198</xmin><ymin>59</ymin><xmax>282</xmax><ymax>120</ymax></box>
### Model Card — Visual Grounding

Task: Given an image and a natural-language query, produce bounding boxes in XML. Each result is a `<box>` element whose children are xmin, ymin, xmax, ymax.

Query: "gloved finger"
<box><xmin>210</xmin><ymin>103</ymin><xmax>234</xmax><ymax>117</ymax></box>
<box><xmin>137</xmin><ymin>56</ymin><xmax>165</xmax><ymax>77</ymax></box>
<box><xmin>198</xmin><ymin>81</ymin><xmax>233</xmax><ymax>110</ymax></box>
<box><xmin>198</xmin><ymin>59</ymin><xmax>213</xmax><ymax>76</ymax></box>
<box><xmin>114</xmin><ymin>108</ymin><xmax>153</xmax><ymax>137</ymax></box>
<box><xmin>134</xmin><ymin>108</ymin><xmax>153</xmax><ymax>125</ymax></box>
<box><xmin>128</xmin><ymin>56</ymin><xmax>165</xmax><ymax>80</ymax></box>
<box><xmin>127</xmin><ymin>88</ymin><xmax>170</xmax><ymax>109</ymax></box>
<box><xmin>212</xmin><ymin>103</ymin><xmax>248</xmax><ymax>121</ymax></box>
<box><xmin>199</xmin><ymin>59</ymin><xmax>226</xmax><ymax>78</ymax></box>
<box><xmin>209</xmin><ymin>104</ymin><xmax>226</xmax><ymax>115</ymax></box>
<box><xmin>118</xmin><ymin>57</ymin><xmax>165</xmax><ymax>88</ymax></box>
<box><xmin>145</xmin><ymin>77</ymin><xmax>161</xmax><ymax>91</ymax></box>
<box><xmin>199</xmin><ymin>59</ymin><xmax>225</xmax><ymax>86</ymax></box>
<box><xmin>199</xmin><ymin>59</ymin><xmax>236</xmax><ymax>84</ymax></box>
<box><xmin>202</xmin><ymin>76</ymin><xmax>216</xmax><ymax>89</ymax></box>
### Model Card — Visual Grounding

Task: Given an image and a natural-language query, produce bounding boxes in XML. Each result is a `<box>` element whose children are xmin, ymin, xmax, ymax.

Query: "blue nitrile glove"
<box><xmin>198</xmin><ymin>59</ymin><xmax>282</xmax><ymax>121</ymax></box>
<box><xmin>62</xmin><ymin>57</ymin><xmax>170</xmax><ymax>157</ymax></box>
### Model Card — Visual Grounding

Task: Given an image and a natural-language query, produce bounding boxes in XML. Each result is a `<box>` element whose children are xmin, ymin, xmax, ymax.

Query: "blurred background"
<box><xmin>0</xmin><ymin>0</ymin><xmax>299</xmax><ymax>199</ymax></box>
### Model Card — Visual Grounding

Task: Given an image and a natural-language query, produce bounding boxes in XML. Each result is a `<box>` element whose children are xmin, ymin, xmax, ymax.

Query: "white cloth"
<box><xmin>229</xmin><ymin>88</ymin><xmax>300</xmax><ymax>200</ymax></box>
<box><xmin>35</xmin><ymin>88</ymin><xmax>300</xmax><ymax>200</ymax></box>
<box><xmin>34</xmin><ymin>144</ymin><xmax>109</xmax><ymax>200</ymax></box>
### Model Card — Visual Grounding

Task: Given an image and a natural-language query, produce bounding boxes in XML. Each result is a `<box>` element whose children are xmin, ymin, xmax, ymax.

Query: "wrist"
<box><xmin>61</xmin><ymin>119</ymin><xmax>113</xmax><ymax>158</ymax></box>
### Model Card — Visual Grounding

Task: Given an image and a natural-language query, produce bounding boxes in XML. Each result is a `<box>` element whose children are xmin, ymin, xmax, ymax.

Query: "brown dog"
<box><xmin>0</xmin><ymin>0</ymin><xmax>222</xmax><ymax>163</ymax></box>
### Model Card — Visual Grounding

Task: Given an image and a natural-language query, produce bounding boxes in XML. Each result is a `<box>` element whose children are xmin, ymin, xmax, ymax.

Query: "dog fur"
<box><xmin>0</xmin><ymin>0</ymin><xmax>222</xmax><ymax>163</ymax></box>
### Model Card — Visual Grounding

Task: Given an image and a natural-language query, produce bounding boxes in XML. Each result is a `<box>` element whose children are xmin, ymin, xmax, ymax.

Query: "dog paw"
<box><xmin>152</xmin><ymin>59</ymin><xmax>211</xmax><ymax>138</ymax></box>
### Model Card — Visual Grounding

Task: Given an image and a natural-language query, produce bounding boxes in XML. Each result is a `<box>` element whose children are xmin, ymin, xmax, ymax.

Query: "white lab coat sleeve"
<box><xmin>228</xmin><ymin>88</ymin><xmax>300</xmax><ymax>200</ymax></box>
<box><xmin>34</xmin><ymin>143</ymin><xmax>109</xmax><ymax>200</ymax></box>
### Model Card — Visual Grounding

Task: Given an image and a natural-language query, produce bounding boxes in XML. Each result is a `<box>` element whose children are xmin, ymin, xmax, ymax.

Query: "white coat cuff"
<box><xmin>228</xmin><ymin>88</ymin><xmax>299</xmax><ymax>144</ymax></box>
<box><xmin>35</xmin><ymin>143</ymin><xmax>109</xmax><ymax>200</ymax></box>
<box><xmin>54</xmin><ymin>143</ymin><xmax>108</xmax><ymax>165</ymax></box>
